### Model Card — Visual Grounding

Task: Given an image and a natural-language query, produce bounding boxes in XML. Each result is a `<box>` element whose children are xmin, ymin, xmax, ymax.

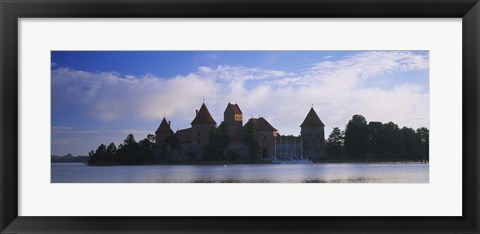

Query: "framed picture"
<box><xmin>1</xmin><ymin>0</ymin><xmax>479</xmax><ymax>233</ymax></box>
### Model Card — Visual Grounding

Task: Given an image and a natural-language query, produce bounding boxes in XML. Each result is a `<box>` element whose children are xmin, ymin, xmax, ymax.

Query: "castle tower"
<box><xmin>244</xmin><ymin>117</ymin><xmax>278</xmax><ymax>158</ymax></box>
<box><xmin>223</xmin><ymin>102</ymin><xmax>243</xmax><ymax>138</ymax></box>
<box><xmin>155</xmin><ymin>117</ymin><xmax>174</xmax><ymax>146</ymax></box>
<box><xmin>300</xmin><ymin>107</ymin><xmax>326</xmax><ymax>160</ymax></box>
<box><xmin>190</xmin><ymin>103</ymin><xmax>217</xmax><ymax>159</ymax></box>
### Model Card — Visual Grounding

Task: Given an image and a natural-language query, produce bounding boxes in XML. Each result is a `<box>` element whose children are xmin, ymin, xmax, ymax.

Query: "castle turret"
<box><xmin>154</xmin><ymin>117</ymin><xmax>174</xmax><ymax>161</ymax></box>
<box><xmin>155</xmin><ymin>117</ymin><xmax>174</xmax><ymax>146</ymax></box>
<box><xmin>300</xmin><ymin>107</ymin><xmax>326</xmax><ymax>160</ymax></box>
<box><xmin>190</xmin><ymin>103</ymin><xmax>216</xmax><ymax>159</ymax></box>
<box><xmin>223</xmin><ymin>102</ymin><xmax>243</xmax><ymax>138</ymax></box>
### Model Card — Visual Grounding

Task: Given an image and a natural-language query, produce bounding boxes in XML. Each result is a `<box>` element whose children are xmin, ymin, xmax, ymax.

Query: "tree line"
<box><xmin>326</xmin><ymin>114</ymin><xmax>429</xmax><ymax>161</ymax></box>
<box><xmin>87</xmin><ymin>114</ymin><xmax>428</xmax><ymax>165</ymax></box>
<box><xmin>88</xmin><ymin>133</ymin><xmax>157</xmax><ymax>165</ymax></box>
<box><xmin>87</xmin><ymin>122</ymin><xmax>262</xmax><ymax>165</ymax></box>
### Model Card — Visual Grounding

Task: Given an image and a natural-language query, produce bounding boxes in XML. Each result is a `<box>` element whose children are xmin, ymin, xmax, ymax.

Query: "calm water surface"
<box><xmin>51</xmin><ymin>163</ymin><xmax>429</xmax><ymax>183</ymax></box>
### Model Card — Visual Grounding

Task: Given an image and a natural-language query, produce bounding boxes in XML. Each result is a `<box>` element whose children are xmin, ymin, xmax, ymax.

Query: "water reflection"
<box><xmin>51</xmin><ymin>163</ymin><xmax>429</xmax><ymax>183</ymax></box>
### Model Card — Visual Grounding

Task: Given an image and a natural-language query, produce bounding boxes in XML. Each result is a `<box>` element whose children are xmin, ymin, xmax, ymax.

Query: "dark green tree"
<box><xmin>383</xmin><ymin>121</ymin><xmax>404</xmax><ymax>159</ymax></box>
<box><xmin>87</xmin><ymin>143</ymin><xmax>107</xmax><ymax>164</ymax></box>
<box><xmin>416</xmin><ymin>127</ymin><xmax>429</xmax><ymax>161</ymax></box>
<box><xmin>117</xmin><ymin>133</ymin><xmax>141</xmax><ymax>164</ymax></box>
<box><xmin>124</xmin><ymin>134</ymin><xmax>137</xmax><ymax>146</ymax></box>
<box><xmin>326</xmin><ymin>127</ymin><xmax>345</xmax><ymax>158</ymax></box>
<box><xmin>366</xmin><ymin>121</ymin><xmax>385</xmax><ymax>158</ymax></box>
<box><xmin>95</xmin><ymin>143</ymin><xmax>107</xmax><ymax>156</ymax></box>
<box><xmin>139</xmin><ymin>134</ymin><xmax>155</xmax><ymax>150</ymax></box>
<box><xmin>400</xmin><ymin>127</ymin><xmax>418</xmax><ymax>160</ymax></box>
<box><xmin>95</xmin><ymin>144</ymin><xmax>107</xmax><ymax>162</ymax></box>
<box><xmin>106</xmin><ymin>142</ymin><xmax>117</xmax><ymax>155</ymax></box>
<box><xmin>105</xmin><ymin>142</ymin><xmax>117</xmax><ymax>161</ymax></box>
<box><xmin>244</xmin><ymin>121</ymin><xmax>260</xmax><ymax>161</ymax></box>
<box><xmin>217</xmin><ymin>122</ymin><xmax>230</xmax><ymax>161</ymax></box>
<box><xmin>344</xmin><ymin>114</ymin><xmax>368</xmax><ymax>158</ymax></box>
<box><xmin>139</xmin><ymin>134</ymin><xmax>156</xmax><ymax>163</ymax></box>
<box><xmin>204</xmin><ymin>123</ymin><xmax>230</xmax><ymax>161</ymax></box>
<box><xmin>87</xmin><ymin>150</ymin><xmax>96</xmax><ymax>164</ymax></box>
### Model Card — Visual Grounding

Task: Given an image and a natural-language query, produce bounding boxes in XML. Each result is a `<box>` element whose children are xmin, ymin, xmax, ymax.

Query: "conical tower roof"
<box><xmin>300</xmin><ymin>107</ymin><xmax>325</xmax><ymax>127</ymax></box>
<box><xmin>244</xmin><ymin>117</ymin><xmax>277</xmax><ymax>131</ymax></box>
<box><xmin>191</xmin><ymin>103</ymin><xmax>217</xmax><ymax>125</ymax></box>
<box><xmin>155</xmin><ymin>117</ymin><xmax>174</xmax><ymax>135</ymax></box>
<box><xmin>225</xmin><ymin>102</ymin><xmax>242</xmax><ymax>114</ymax></box>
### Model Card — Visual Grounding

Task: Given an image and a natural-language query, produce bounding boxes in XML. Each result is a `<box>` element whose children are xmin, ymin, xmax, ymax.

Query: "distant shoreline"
<box><xmin>52</xmin><ymin>158</ymin><xmax>428</xmax><ymax>166</ymax></box>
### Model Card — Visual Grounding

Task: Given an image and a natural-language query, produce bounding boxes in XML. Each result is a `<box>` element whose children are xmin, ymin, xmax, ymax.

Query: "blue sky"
<box><xmin>51</xmin><ymin>51</ymin><xmax>429</xmax><ymax>156</ymax></box>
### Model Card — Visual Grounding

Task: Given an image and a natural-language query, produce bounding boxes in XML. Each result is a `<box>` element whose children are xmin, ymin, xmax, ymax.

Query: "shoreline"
<box><xmin>55</xmin><ymin>159</ymin><xmax>429</xmax><ymax>166</ymax></box>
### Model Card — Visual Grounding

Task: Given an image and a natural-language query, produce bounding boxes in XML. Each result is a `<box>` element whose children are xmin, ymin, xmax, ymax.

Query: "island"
<box><xmin>85</xmin><ymin>102</ymin><xmax>429</xmax><ymax>165</ymax></box>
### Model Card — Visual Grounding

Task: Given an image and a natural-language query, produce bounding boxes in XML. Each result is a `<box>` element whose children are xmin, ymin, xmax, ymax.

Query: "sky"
<box><xmin>51</xmin><ymin>51</ymin><xmax>429</xmax><ymax>156</ymax></box>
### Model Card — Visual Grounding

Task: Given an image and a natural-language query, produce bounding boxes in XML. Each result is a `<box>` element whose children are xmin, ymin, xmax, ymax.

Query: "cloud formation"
<box><xmin>51</xmin><ymin>51</ymin><xmax>429</xmax><ymax>154</ymax></box>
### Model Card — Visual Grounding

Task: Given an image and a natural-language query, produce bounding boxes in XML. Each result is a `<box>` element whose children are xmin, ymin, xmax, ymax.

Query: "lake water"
<box><xmin>51</xmin><ymin>163</ymin><xmax>429</xmax><ymax>183</ymax></box>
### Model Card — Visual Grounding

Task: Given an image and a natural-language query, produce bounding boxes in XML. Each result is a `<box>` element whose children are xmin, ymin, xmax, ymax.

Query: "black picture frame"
<box><xmin>1</xmin><ymin>0</ymin><xmax>479</xmax><ymax>233</ymax></box>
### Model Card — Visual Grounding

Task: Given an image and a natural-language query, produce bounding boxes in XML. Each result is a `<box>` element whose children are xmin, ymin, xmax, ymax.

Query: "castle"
<box><xmin>154</xmin><ymin>102</ymin><xmax>326</xmax><ymax>161</ymax></box>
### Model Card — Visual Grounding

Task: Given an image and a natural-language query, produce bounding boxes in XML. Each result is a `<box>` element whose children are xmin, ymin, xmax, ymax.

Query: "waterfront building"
<box><xmin>154</xmin><ymin>102</ymin><xmax>326</xmax><ymax>161</ymax></box>
<box><xmin>154</xmin><ymin>117</ymin><xmax>174</xmax><ymax>161</ymax></box>
<box><xmin>275</xmin><ymin>135</ymin><xmax>302</xmax><ymax>159</ymax></box>
<box><xmin>223</xmin><ymin>103</ymin><xmax>243</xmax><ymax>140</ymax></box>
<box><xmin>243</xmin><ymin>117</ymin><xmax>278</xmax><ymax>158</ymax></box>
<box><xmin>300</xmin><ymin>107</ymin><xmax>327</xmax><ymax>159</ymax></box>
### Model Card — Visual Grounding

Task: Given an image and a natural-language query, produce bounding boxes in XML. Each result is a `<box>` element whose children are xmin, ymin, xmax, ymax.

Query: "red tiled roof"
<box><xmin>191</xmin><ymin>103</ymin><xmax>217</xmax><ymax>125</ymax></box>
<box><xmin>225</xmin><ymin>102</ymin><xmax>242</xmax><ymax>114</ymax></box>
<box><xmin>155</xmin><ymin>117</ymin><xmax>174</xmax><ymax>135</ymax></box>
<box><xmin>300</xmin><ymin>107</ymin><xmax>325</xmax><ymax>127</ymax></box>
<box><xmin>175</xmin><ymin>128</ymin><xmax>192</xmax><ymax>143</ymax></box>
<box><xmin>244</xmin><ymin>117</ymin><xmax>278</xmax><ymax>131</ymax></box>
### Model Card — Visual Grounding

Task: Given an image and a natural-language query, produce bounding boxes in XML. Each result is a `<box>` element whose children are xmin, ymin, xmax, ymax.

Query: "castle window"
<box><xmin>197</xmin><ymin>132</ymin><xmax>200</xmax><ymax>136</ymax></box>
<box><xmin>264</xmin><ymin>136</ymin><xmax>266</xmax><ymax>140</ymax></box>
<box><xmin>198</xmin><ymin>140</ymin><xmax>201</xmax><ymax>143</ymax></box>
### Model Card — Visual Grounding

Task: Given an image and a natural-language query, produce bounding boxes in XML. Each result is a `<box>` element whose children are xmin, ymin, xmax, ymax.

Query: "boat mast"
<box><xmin>301</xmin><ymin>135</ymin><xmax>303</xmax><ymax>159</ymax></box>
<box><xmin>279</xmin><ymin>136</ymin><xmax>282</xmax><ymax>158</ymax></box>
<box><xmin>289</xmin><ymin>137</ymin><xmax>292</xmax><ymax>159</ymax></box>
<box><xmin>294</xmin><ymin>137</ymin><xmax>296</xmax><ymax>158</ymax></box>
<box><xmin>274</xmin><ymin>135</ymin><xmax>277</xmax><ymax>159</ymax></box>
<box><xmin>285</xmin><ymin>136</ymin><xmax>288</xmax><ymax>159</ymax></box>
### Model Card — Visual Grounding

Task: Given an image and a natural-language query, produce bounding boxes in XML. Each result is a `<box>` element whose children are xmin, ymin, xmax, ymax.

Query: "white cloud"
<box><xmin>198</xmin><ymin>66</ymin><xmax>212</xmax><ymax>73</ymax></box>
<box><xmin>52</xmin><ymin>68</ymin><xmax>218</xmax><ymax>121</ymax></box>
<box><xmin>311</xmin><ymin>51</ymin><xmax>428</xmax><ymax>77</ymax></box>
<box><xmin>271</xmin><ymin>51</ymin><xmax>429</xmax><ymax>89</ymax></box>
<box><xmin>52</xmin><ymin>51</ymin><xmax>429</xmax><ymax>142</ymax></box>
<box><xmin>198</xmin><ymin>65</ymin><xmax>288</xmax><ymax>82</ymax></box>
